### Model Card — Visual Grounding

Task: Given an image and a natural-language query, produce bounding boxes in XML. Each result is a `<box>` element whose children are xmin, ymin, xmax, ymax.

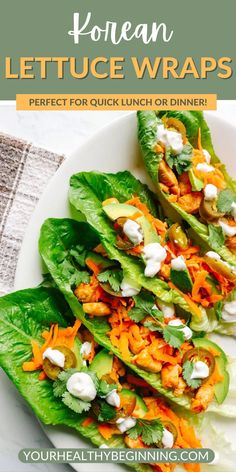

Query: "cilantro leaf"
<box><xmin>75</xmin><ymin>271</ymin><xmax>90</xmax><ymax>285</ymax></box>
<box><xmin>97</xmin><ymin>269</ymin><xmax>123</xmax><ymax>292</ymax></box>
<box><xmin>128</xmin><ymin>291</ymin><xmax>156</xmax><ymax>322</ymax></box>
<box><xmin>128</xmin><ymin>307</ymin><xmax>147</xmax><ymax>322</ymax></box>
<box><xmin>97</xmin><ymin>380</ymin><xmax>117</xmax><ymax>398</ymax></box>
<box><xmin>127</xmin><ymin>419</ymin><xmax>163</xmax><ymax>446</ymax></box>
<box><xmin>143</xmin><ymin>320</ymin><xmax>163</xmax><ymax>332</ymax></box>
<box><xmin>62</xmin><ymin>391</ymin><xmax>91</xmax><ymax>414</ymax></box>
<box><xmin>53</xmin><ymin>380</ymin><xmax>67</xmax><ymax>398</ymax></box>
<box><xmin>70</xmin><ymin>244</ymin><xmax>88</xmax><ymax>267</ymax></box>
<box><xmin>97</xmin><ymin>401</ymin><xmax>116</xmax><ymax>422</ymax></box>
<box><xmin>150</xmin><ymin>307</ymin><xmax>164</xmax><ymax>322</ymax></box>
<box><xmin>217</xmin><ymin>189</ymin><xmax>236</xmax><ymax>213</ymax></box>
<box><xmin>208</xmin><ymin>224</ymin><xmax>225</xmax><ymax>249</ymax></box>
<box><xmin>133</xmin><ymin>292</ymin><xmax>156</xmax><ymax>312</ymax></box>
<box><xmin>165</xmin><ymin>148</ymin><xmax>175</xmax><ymax>170</ymax></box>
<box><xmin>163</xmin><ymin>324</ymin><xmax>185</xmax><ymax>349</ymax></box>
<box><xmin>182</xmin><ymin>360</ymin><xmax>202</xmax><ymax>389</ymax></box>
<box><xmin>60</xmin><ymin>259</ymin><xmax>90</xmax><ymax>288</ymax></box>
<box><xmin>166</xmin><ymin>144</ymin><xmax>193</xmax><ymax>176</ymax></box>
<box><xmin>175</xmin><ymin>143</ymin><xmax>193</xmax><ymax>175</ymax></box>
<box><xmin>127</xmin><ymin>422</ymin><xmax>143</xmax><ymax>440</ymax></box>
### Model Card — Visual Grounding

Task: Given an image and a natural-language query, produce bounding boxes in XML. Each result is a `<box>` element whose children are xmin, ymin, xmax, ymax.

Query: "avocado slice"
<box><xmin>120</xmin><ymin>388</ymin><xmax>148</xmax><ymax>418</ymax></box>
<box><xmin>103</xmin><ymin>203</ymin><xmax>143</xmax><ymax>220</ymax></box>
<box><xmin>90</xmin><ymin>349</ymin><xmax>113</xmax><ymax>379</ymax></box>
<box><xmin>170</xmin><ymin>267</ymin><xmax>193</xmax><ymax>293</ymax></box>
<box><xmin>188</xmin><ymin>169</ymin><xmax>204</xmax><ymax>192</ymax></box>
<box><xmin>139</xmin><ymin>215</ymin><xmax>159</xmax><ymax>245</ymax></box>
<box><xmin>103</xmin><ymin>203</ymin><xmax>159</xmax><ymax>245</ymax></box>
<box><xmin>90</xmin><ymin>352</ymin><xmax>148</xmax><ymax>416</ymax></box>
<box><xmin>193</xmin><ymin>338</ymin><xmax>229</xmax><ymax>404</ymax></box>
<box><xmin>73</xmin><ymin>338</ymin><xmax>84</xmax><ymax>369</ymax></box>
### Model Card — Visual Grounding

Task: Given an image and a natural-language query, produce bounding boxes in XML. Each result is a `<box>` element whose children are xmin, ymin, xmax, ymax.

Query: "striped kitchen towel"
<box><xmin>0</xmin><ymin>133</ymin><xmax>64</xmax><ymax>295</ymax></box>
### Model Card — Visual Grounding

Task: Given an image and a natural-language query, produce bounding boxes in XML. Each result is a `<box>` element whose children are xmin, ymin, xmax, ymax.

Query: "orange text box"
<box><xmin>16</xmin><ymin>94</ymin><xmax>217</xmax><ymax>111</ymax></box>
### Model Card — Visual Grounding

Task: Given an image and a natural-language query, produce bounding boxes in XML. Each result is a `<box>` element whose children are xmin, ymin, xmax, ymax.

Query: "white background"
<box><xmin>0</xmin><ymin>101</ymin><xmax>235</xmax><ymax>472</ymax></box>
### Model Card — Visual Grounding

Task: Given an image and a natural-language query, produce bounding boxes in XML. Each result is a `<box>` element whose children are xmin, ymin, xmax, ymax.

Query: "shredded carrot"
<box><xmin>179</xmin><ymin>246</ymin><xmax>200</xmax><ymax>257</ymax></box>
<box><xmin>197</xmin><ymin>128</ymin><xmax>202</xmax><ymax>151</ymax></box>
<box><xmin>192</xmin><ymin>150</ymin><xmax>206</xmax><ymax>166</ymax></box>
<box><xmin>108</xmin><ymin>331</ymin><xmax>120</xmax><ymax>349</ymax></box>
<box><xmin>86</xmin><ymin>258</ymin><xmax>101</xmax><ymax>275</ymax></box>
<box><xmin>31</xmin><ymin>340</ymin><xmax>43</xmax><ymax>366</ymax></box>
<box><xmin>41</xmin><ymin>324</ymin><xmax>54</xmax><ymax>350</ymax></box>
<box><xmin>203</xmin><ymin>172</ymin><xmax>226</xmax><ymax>189</ymax></box>
<box><xmin>38</xmin><ymin>371</ymin><xmax>47</xmax><ymax>381</ymax></box>
<box><xmin>192</xmin><ymin>270</ymin><xmax>212</xmax><ymax>303</ymax></box>
<box><xmin>152</xmin><ymin>218</ymin><xmax>167</xmax><ymax>233</ymax></box>
<box><xmin>82</xmin><ymin>417</ymin><xmax>94</xmax><ymax>427</ymax></box>
<box><xmin>126</xmin><ymin>196</ymin><xmax>151</xmax><ymax>215</ymax></box>
<box><xmin>98</xmin><ymin>424</ymin><xmax>117</xmax><ymax>440</ymax></box>
<box><xmin>168</xmin><ymin>282</ymin><xmax>202</xmax><ymax>319</ymax></box>
<box><xmin>151</xmin><ymin>350</ymin><xmax>181</xmax><ymax>365</ymax></box>
<box><xmin>119</xmin><ymin>332</ymin><xmax>131</xmax><ymax>361</ymax></box>
<box><xmin>207</xmin><ymin>294</ymin><xmax>223</xmax><ymax>303</ymax></box>
<box><xmin>22</xmin><ymin>361</ymin><xmax>37</xmax><ymax>372</ymax></box>
<box><xmin>184</xmin><ymin>465</ymin><xmax>200</xmax><ymax>472</ymax></box>
<box><xmin>22</xmin><ymin>319</ymin><xmax>81</xmax><ymax>374</ymax></box>
<box><xmin>155</xmin><ymin>143</ymin><xmax>164</xmax><ymax>154</ymax></box>
<box><xmin>179</xmin><ymin>418</ymin><xmax>202</xmax><ymax>448</ymax></box>
<box><xmin>125</xmin><ymin>196</ymin><xmax>167</xmax><ymax>233</ymax></box>
<box><xmin>127</xmin><ymin>244</ymin><xmax>143</xmax><ymax>255</ymax></box>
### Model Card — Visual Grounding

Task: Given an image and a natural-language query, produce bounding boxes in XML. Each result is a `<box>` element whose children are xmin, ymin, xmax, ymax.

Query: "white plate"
<box><xmin>14</xmin><ymin>111</ymin><xmax>236</xmax><ymax>471</ymax></box>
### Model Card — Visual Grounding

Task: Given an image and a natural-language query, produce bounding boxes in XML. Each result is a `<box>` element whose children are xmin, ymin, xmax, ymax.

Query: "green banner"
<box><xmin>0</xmin><ymin>0</ymin><xmax>235</xmax><ymax>99</ymax></box>
<box><xmin>19</xmin><ymin>448</ymin><xmax>215</xmax><ymax>464</ymax></box>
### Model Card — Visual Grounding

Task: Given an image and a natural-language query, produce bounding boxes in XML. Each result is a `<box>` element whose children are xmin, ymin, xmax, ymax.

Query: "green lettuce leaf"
<box><xmin>39</xmin><ymin>218</ymin><xmax>194</xmax><ymax>409</ymax></box>
<box><xmin>0</xmin><ymin>287</ymin><xmax>91</xmax><ymax>431</ymax></box>
<box><xmin>137</xmin><ymin>110</ymin><xmax>236</xmax><ymax>266</ymax></box>
<box><xmin>0</xmin><ymin>286</ymin><xmax>153</xmax><ymax>472</ymax></box>
<box><xmin>211</xmin><ymin>288</ymin><xmax>236</xmax><ymax>337</ymax></box>
<box><xmin>39</xmin><ymin>218</ymin><xmax>233</xmax><ymax>415</ymax></box>
<box><xmin>189</xmin><ymin>288</ymin><xmax>236</xmax><ymax>337</ymax></box>
<box><xmin>68</xmin><ymin>170</ymin><xmax>236</xmax><ymax>336</ymax></box>
<box><xmin>68</xmin><ymin>171</ymin><xmax>195</xmax><ymax>310</ymax></box>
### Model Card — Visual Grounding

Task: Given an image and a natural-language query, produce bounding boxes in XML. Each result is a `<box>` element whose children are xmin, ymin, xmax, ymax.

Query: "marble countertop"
<box><xmin>0</xmin><ymin>101</ymin><xmax>235</xmax><ymax>156</ymax></box>
<box><xmin>0</xmin><ymin>101</ymin><xmax>235</xmax><ymax>472</ymax></box>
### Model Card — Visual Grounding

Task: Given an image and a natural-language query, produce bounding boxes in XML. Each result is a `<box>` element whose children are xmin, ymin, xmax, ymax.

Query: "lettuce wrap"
<box><xmin>39</xmin><ymin>218</ymin><xmax>236</xmax><ymax>416</ymax></box>
<box><xmin>0</xmin><ymin>288</ymin><xmax>132</xmax><ymax>447</ymax></box>
<box><xmin>0</xmin><ymin>285</ymin><xmax>211</xmax><ymax>472</ymax></box>
<box><xmin>68</xmin><ymin>170</ymin><xmax>236</xmax><ymax>336</ymax></box>
<box><xmin>137</xmin><ymin>110</ymin><xmax>236</xmax><ymax>267</ymax></box>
